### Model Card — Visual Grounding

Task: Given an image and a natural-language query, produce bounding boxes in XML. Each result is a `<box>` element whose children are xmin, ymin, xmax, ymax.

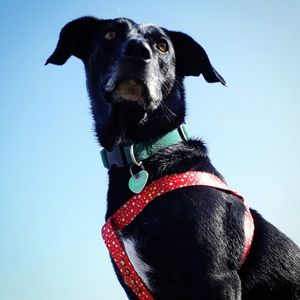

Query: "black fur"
<box><xmin>47</xmin><ymin>17</ymin><xmax>300</xmax><ymax>299</ymax></box>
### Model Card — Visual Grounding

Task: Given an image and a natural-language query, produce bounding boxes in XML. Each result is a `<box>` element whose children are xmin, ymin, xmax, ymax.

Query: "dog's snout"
<box><xmin>123</xmin><ymin>39</ymin><xmax>152</xmax><ymax>62</ymax></box>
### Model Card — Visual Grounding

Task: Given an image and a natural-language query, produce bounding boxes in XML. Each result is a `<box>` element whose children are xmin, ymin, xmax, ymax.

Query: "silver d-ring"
<box><xmin>179</xmin><ymin>124</ymin><xmax>188</xmax><ymax>141</ymax></box>
<box><xmin>129</xmin><ymin>144</ymin><xmax>142</xmax><ymax>166</ymax></box>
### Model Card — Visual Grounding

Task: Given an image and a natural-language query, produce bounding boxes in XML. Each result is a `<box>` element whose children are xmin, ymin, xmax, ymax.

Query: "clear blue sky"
<box><xmin>1</xmin><ymin>1</ymin><xmax>299</xmax><ymax>299</ymax></box>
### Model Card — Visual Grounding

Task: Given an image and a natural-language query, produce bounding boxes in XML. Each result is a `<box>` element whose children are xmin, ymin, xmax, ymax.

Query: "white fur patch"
<box><xmin>121</xmin><ymin>236</ymin><xmax>154</xmax><ymax>292</ymax></box>
<box><xmin>114</xmin><ymin>80</ymin><xmax>144</xmax><ymax>103</ymax></box>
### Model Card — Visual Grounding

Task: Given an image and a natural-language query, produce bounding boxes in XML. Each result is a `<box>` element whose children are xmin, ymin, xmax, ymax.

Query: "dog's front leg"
<box><xmin>150</xmin><ymin>267</ymin><xmax>242</xmax><ymax>300</ymax></box>
<box><xmin>191</xmin><ymin>270</ymin><xmax>242</xmax><ymax>300</ymax></box>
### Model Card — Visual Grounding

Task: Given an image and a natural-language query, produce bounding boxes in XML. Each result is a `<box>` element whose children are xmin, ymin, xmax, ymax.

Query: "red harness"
<box><xmin>102</xmin><ymin>171</ymin><xmax>254</xmax><ymax>300</ymax></box>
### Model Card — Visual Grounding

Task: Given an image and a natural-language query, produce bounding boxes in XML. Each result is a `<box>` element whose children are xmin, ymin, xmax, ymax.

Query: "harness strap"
<box><xmin>102</xmin><ymin>171</ymin><xmax>254</xmax><ymax>300</ymax></box>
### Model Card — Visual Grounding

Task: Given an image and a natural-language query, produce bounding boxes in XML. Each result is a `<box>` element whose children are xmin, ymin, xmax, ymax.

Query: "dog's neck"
<box><xmin>92</xmin><ymin>79</ymin><xmax>186</xmax><ymax>150</ymax></box>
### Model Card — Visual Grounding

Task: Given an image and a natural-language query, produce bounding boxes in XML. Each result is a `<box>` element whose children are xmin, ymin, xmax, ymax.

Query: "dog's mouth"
<box><xmin>102</xmin><ymin>72</ymin><xmax>159</xmax><ymax>110</ymax></box>
<box><xmin>113</xmin><ymin>80</ymin><xmax>145</xmax><ymax>103</ymax></box>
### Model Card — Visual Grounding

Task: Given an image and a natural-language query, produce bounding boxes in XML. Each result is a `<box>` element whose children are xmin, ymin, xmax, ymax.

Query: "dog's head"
<box><xmin>46</xmin><ymin>17</ymin><xmax>225</xmax><ymax>148</ymax></box>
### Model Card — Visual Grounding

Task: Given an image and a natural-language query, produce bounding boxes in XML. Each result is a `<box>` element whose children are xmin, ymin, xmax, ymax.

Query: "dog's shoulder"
<box><xmin>145</xmin><ymin>139</ymin><xmax>223</xmax><ymax>180</ymax></box>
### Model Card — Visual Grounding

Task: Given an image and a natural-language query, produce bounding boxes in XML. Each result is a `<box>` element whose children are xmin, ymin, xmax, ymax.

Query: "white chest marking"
<box><xmin>121</xmin><ymin>237</ymin><xmax>154</xmax><ymax>292</ymax></box>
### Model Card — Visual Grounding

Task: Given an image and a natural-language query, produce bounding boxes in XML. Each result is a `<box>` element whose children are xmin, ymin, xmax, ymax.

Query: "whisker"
<box><xmin>161</xmin><ymin>102</ymin><xmax>178</xmax><ymax>125</ymax></box>
<box><xmin>162</xmin><ymin>101</ymin><xmax>177</xmax><ymax>117</ymax></box>
<box><xmin>175</xmin><ymin>78</ymin><xmax>184</xmax><ymax>89</ymax></box>
<box><xmin>161</xmin><ymin>104</ymin><xmax>173</xmax><ymax>123</ymax></box>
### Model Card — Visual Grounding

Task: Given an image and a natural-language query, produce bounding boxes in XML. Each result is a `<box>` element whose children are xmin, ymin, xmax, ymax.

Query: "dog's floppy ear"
<box><xmin>168</xmin><ymin>31</ymin><xmax>226</xmax><ymax>85</ymax></box>
<box><xmin>45</xmin><ymin>16</ymin><xmax>102</xmax><ymax>65</ymax></box>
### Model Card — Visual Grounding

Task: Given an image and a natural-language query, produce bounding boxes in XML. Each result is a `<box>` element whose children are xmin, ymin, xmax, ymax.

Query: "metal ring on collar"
<box><xmin>129</xmin><ymin>144</ymin><xmax>142</xmax><ymax>166</ymax></box>
<box><xmin>179</xmin><ymin>124</ymin><xmax>188</xmax><ymax>141</ymax></box>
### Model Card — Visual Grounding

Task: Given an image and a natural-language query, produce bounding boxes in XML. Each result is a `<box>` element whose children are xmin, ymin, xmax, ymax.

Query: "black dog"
<box><xmin>46</xmin><ymin>17</ymin><xmax>300</xmax><ymax>299</ymax></box>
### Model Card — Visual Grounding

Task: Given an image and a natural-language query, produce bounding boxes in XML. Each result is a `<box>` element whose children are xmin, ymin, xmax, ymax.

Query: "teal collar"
<box><xmin>101</xmin><ymin>124</ymin><xmax>189</xmax><ymax>169</ymax></box>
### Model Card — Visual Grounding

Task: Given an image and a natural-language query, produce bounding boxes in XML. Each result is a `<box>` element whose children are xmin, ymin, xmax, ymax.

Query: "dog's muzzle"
<box><xmin>102</xmin><ymin>39</ymin><xmax>155</xmax><ymax>105</ymax></box>
<box><xmin>103</xmin><ymin>77</ymin><xmax>146</xmax><ymax>105</ymax></box>
<box><xmin>114</xmin><ymin>80</ymin><xmax>144</xmax><ymax>102</ymax></box>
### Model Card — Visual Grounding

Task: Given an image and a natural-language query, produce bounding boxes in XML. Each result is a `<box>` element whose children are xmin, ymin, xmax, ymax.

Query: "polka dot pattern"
<box><xmin>102</xmin><ymin>220</ymin><xmax>153</xmax><ymax>299</ymax></box>
<box><xmin>101</xmin><ymin>171</ymin><xmax>254</xmax><ymax>299</ymax></box>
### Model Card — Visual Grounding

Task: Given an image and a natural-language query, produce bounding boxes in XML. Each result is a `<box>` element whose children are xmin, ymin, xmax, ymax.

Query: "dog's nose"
<box><xmin>123</xmin><ymin>39</ymin><xmax>152</xmax><ymax>62</ymax></box>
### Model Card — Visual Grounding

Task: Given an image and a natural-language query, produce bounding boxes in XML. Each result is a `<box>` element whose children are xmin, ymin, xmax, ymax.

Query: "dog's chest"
<box><xmin>121</xmin><ymin>235</ymin><xmax>154</xmax><ymax>292</ymax></box>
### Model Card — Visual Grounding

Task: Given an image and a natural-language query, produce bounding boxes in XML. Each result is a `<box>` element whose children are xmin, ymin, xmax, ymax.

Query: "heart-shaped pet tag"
<box><xmin>128</xmin><ymin>170</ymin><xmax>149</xmax><ymax>194</ymax></box>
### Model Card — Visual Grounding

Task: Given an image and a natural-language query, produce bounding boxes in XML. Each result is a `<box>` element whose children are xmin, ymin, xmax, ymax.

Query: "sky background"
<box><xmin>1</xmin><ymin>0</ymin><xmax>299</xmax><ymax>299</ymax></box>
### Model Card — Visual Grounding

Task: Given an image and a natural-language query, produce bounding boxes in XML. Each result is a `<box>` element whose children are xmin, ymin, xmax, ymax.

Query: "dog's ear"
<box><xmin>168</xmin><ymin>31</ymin><xmax>226</xmax><ymax>85</ymax></box>
<box><xmin>45</xmin><ymin>16</ymin><xmax>102</xmax><ymax>66</ymax></box>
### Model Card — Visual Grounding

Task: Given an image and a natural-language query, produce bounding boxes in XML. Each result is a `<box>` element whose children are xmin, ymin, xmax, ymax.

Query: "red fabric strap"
<box><xmin>102</xmin><ymin>171</ymin><xmax>254</xmax><ymax>300</ymax></box>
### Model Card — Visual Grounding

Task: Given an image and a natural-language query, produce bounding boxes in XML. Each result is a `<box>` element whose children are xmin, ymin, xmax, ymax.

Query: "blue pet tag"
<box><xmin>128</xmin><ymin>169</ymin><xmax>149</xmax><ymax>194</ymax></box>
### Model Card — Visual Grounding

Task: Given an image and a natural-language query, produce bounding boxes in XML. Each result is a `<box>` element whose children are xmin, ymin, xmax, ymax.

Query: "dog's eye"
<box><xmin>104</xmin><ymin>30</ymin><xmax>117</xmax><ymax>40</ymax></box>
<box><xmin>156</xmin><ymin>40</ymin><xmax>168</xmax><ymax>53</ymax></box>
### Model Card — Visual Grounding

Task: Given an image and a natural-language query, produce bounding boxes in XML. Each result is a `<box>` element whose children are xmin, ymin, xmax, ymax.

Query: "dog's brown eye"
<box><xmin>156</xmin><ymin>41</ymin><xmax>168</xmax><ymax>53</ymax></box>
<box><xmin>105</xmin><ymin>30</ymin><xmax>116</xmax><ymax>40</ymax></box>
